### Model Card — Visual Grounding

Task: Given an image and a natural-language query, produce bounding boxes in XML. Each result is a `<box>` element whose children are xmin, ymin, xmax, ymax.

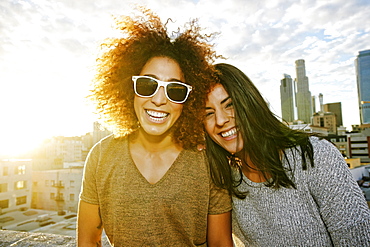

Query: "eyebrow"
<box><xmin>205</xmin><ymin>96</ymin><xmax>231</xmax><ymax>110</ymax></box>
<box><xmin>221</xmin><ymin>96</ymin><xmax>231</xmax><ymax>104</ymax></box>
<box><xmin>143</xmin><ymin>74</ymin><xmax>184</xmax><ymax>83</ymax></box>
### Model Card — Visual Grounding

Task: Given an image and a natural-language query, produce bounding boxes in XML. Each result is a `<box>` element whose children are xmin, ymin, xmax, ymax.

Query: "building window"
<box><xmin>33</xmin><ymin>181</ymin><xmax>37</xmax><ymax>187</ymax></box>
<box><xmin>3</xmin><ymin>167</ymin><xmax>8</xmax><ymax>176</ymax></box>
<box><xmin>51</xmin><ymin>180</ymin><xmax>55</xmax><ymax>186</ymax></box>
<box><xmin>16</xmin><ymin>196</ymin><xmax>27</xmax><ymax>205</ymax></box>
<box><xmin>70</xmin><ymin>194</ymin><xmax>75</xmax><ymax>202</ymax></box>
<box><xmin>0</xmin><ymin>199</ymin><xmax>9</xmax><ymax>209</ymax></box>
<box><xmin>0</xmin><ymin>183</ymin><xmax>7</xmax><ymax>193</ymax></box>
<box><xmin>15</xmin><ymin>181</ymin><xmax>27</xmax><ymax>190</ymax></box>
<box><xmin>15</xmin><ymin>165</ymin><xmax>26</xmax><ymax>175</ymax></box>
<box><xmin>56</xmin><ymin>193</ymin><xmax>64</xmax><ymax>202</ymax></box>
<box><xmin>50</xmin><ymin>193</ymin><xmax>55</xmax><ymax>200</ymax></box>
<box><xmin>70</xmin><ymin>180</ymin><xmax>74</xmax><ymax>188</ymax></box>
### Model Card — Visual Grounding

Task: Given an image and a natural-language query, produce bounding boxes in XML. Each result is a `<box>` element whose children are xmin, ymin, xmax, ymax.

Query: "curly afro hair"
<box><xmin>89</xmin><ymin>7</ymin><xmax>219</xmax><ymax>149</ymax></box>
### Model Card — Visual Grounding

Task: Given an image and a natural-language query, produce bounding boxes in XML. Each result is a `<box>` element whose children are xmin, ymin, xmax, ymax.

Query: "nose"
<box><xmin>151</xmin><ymin>86</ymin><xmax>167</xmax><ymax>106</ymax></box>
<box><xmin>215</xmin><ymin>109</ymin><xmax>230</xmax><ymax>126</ymax></box>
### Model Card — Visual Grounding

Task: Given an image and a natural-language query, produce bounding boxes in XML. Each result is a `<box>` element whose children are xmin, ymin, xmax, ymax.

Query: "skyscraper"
<box><xmin>319</xmin><ymin>93</ymin><xmax>324</xmax><ymax>112</ymax></box>
<box><xmin>311</xmin><ymin>96</ymin><xmax>316</xmax><ymax>114</ymax></box>
<box><xmin>295</xmin><ymin>59</ymin><xmax>312</xmax><ymax>123</ymax></box>
<box><xmin>355</xmin><ymin>49</ymin><xmax>370</xmax><ymax>124</ymax></box>
<box><xmin>280</xmin><ymin>74</ymin><xmax>294</xmax><ymax>122</ymax></box>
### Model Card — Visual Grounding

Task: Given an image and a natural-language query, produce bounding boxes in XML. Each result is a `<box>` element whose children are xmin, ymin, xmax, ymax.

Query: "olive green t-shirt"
<box><xmin>80</xmin><ymin>135</ymin><xmax>232</xmax><ymax>246</ymax></box>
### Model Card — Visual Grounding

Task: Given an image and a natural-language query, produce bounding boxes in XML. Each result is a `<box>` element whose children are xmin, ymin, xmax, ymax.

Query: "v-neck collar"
<box><xmin>126</xmin><ymin>138</ymin><xmax>186</xmax><ymax>186</ymax></box>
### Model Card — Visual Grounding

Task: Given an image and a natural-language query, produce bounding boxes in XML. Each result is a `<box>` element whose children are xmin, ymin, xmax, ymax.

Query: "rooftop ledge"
<box><xmin>0</xmin><ymin>230</ymin><xmax>111</xmax><ymax>247</ymax></box>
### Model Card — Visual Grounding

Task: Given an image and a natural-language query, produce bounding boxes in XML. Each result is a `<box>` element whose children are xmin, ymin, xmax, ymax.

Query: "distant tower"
<box><xmin>295</xmin><ymin>59</ymin><xmax>312</xmax><ymax>123</ymax></box>
<box><xmin>319</xmin><ymin>93</ymin><xmax>324</xmax><ymax>112</ymax></box>
<box><xmin>280</xmin><ymin>74</ymin><xmax>295</xmax><ymax>122</ymax></box>
<box><xmin>355</xmin><ymin>49</ymin><xmax>370</xmax><ymax>124</ymax></box>
<box><xmin>311</xmin><ymin>96</ymin><xmax>316</xmax><ymax>114</ymax></box>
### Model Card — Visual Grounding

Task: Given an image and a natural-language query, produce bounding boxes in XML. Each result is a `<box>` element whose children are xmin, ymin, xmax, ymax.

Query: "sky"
<box><xmin>1</xmin><ymin>0</ymin><xmax>369</xmax><ymax>156</ymax></box>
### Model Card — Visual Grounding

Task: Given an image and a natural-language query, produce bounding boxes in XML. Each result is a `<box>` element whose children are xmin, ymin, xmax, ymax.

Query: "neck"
<box><xmin>240</xmin><ymin>155</ymin><xmax>269</xmax><ymax>183</ymax></box>
<box><xmin>129</xmin><ymin>128</ymin><xmax>182</xmax><ymax>153</ymax></box>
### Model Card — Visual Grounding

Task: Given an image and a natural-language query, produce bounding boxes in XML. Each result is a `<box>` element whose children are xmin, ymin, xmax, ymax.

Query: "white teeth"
<box><xmin>221</xmin><ymin>128</ymin><xmax>237</xmax><ymax>138</ymax></box>
<box><xmin>146</xmin><ymin>110</ymin><xmax>168</xmax><ymax>118</ymax></box>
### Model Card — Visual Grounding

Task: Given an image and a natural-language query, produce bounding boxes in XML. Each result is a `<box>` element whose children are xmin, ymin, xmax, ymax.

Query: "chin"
<box><xmin>226</xmin><ymin>145</ymin><xmax>243</xmax><ymax>154</ymax></box>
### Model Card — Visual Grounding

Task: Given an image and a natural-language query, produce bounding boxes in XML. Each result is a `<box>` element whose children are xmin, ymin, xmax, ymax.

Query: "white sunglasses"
<box><xmin>132</xmin><ymin>76</ymin><xmax>192</xmax><ymax>103</ymax></box>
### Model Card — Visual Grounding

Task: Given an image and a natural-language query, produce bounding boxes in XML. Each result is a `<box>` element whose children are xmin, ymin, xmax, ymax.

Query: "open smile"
<box><xmin>219</xmin><ymin>127</ymin><xmax>238</xmax><ymax>138</ymax></box>
<box><xmin>146</xmin><ymin>110</ymin><xmax>169</xmax><ymax>122</ymax></box>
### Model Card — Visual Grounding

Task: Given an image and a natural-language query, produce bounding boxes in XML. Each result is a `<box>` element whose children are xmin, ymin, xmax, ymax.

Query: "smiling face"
<box><xmin>204</xmin><ymin>84</ymin><xmax>243</xmax><ymax>154</ymax></box>
<box><xmin>134</xmin><ymin>56</ymin><xmax>184</xmax><ymax>137</ymax></box>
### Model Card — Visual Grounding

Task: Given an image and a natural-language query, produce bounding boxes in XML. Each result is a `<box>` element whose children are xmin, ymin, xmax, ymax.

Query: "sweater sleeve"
<box><xmin>307</xmin><ymin>138</ymin><xmax>370</xmax><ymax>246</ymax></box>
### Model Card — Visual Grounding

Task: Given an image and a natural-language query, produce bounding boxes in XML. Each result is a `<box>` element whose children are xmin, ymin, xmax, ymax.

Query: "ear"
<box><xmin>197</xmin><ymin>144</ymin><xmax>206</xmax><ymax>151</ymax></box>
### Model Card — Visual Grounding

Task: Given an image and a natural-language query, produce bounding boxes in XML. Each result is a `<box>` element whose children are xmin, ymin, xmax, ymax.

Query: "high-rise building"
<box><xmin>318</xmin><ymin>93</ymin><xmax>324</xmax><ymax>112</ymax></box>
<box><xmin>311</xmin><ymin>96</ymin><xmax>316</xmax><ymax>114</ymax></box>
<box><xmin>323</xmin><ymin>102</ymin><xmax>343</xmax><ymax>127</ymax></box>
<box><xmin>313</xmin><ymin>93</ymin><xmax>343</xmax><ymax>135</ymax></box>
<box><xmin>295</xmin><ymin>59</ymin><xmax>312</xmax><ymax>123</ymax></box>
<box><xmin>280</xmin><ymin>74</ymin><xmax>294</xmax><ymax>122</ymax></box>
<box><xmin>355</xmin><ymin>49</ymin><xmax>370</xmax><ymax>124</ymax></box>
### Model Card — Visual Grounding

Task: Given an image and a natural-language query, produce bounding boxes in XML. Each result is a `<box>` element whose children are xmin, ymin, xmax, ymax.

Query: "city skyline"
<box><xmin>1</xmin><ymin>0</ymin><xmax>370</xmax><ymax>156</ymax></box>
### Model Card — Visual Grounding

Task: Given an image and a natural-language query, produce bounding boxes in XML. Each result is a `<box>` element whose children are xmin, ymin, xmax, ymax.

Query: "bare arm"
<box><xmin>77</xmin><ymin>200</ymin><xmax>103</xmax><ymax>247</ymax></box>
<box><xmin>207</xmin><ymin>211</ymin><xmax>233</xmax><ymax>247</ymax></box>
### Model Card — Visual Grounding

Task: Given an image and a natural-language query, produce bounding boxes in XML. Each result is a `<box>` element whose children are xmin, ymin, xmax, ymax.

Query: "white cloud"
<box><xmin>1</xmin><ymin>0</ymin><xmax>369</xmax><ymax>155</ymax></box>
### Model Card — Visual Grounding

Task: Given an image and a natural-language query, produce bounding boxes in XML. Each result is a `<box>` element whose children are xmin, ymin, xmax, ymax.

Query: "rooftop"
<box><xmin>0</xmin><ymin>209</ymin><xmax>110</xmax><ymax>246</ymax></box>
<box><xmin>1</xmin><ymin>230</ymin><xmax>76</xmax><ymax>246</ymax></box>
<box><xmin>0</xmin><ymin>230</ymin><xmax>111</xmax><ymax>246</ymax></box>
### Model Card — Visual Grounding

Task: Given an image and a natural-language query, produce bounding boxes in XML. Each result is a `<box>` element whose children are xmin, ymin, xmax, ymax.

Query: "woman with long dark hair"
<box><xmin>204</xmin><ymin>63</ymin><xmax>370</xmax><ymax>246</ymax></box>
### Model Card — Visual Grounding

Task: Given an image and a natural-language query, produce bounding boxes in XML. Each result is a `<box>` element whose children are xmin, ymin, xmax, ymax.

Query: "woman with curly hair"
<box><xmin>77</xmin><ymin>8</ymin><xmax>232</xmax><ymax>247</ymax></box>
<box><xmin>204</xmin><ymin>63</ymin><xmax>370</xmax><ymax>246</ymax></box>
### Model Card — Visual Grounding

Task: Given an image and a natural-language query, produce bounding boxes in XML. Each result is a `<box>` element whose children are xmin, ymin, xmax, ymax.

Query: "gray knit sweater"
<box><xmin>232</xmin><ymin>137</ymin><xmax>370</xmax><ymax>247</ymax></box>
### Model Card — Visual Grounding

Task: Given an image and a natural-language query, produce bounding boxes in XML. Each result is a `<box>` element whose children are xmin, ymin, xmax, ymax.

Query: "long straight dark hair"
<box><xmin>206</xmin><ymin>63</ymin><xmax>315</xmax><ymax>199</ymax></box>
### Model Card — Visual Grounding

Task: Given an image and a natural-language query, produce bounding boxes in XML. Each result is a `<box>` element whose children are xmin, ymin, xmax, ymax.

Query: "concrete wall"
<box><xmin>0</xmin><ymin>230</ymin><xmax>111</xmax><ymax>246</ymax></box>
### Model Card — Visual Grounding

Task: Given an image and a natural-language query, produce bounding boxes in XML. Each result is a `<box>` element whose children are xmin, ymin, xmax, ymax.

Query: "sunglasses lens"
<box><xmin>167</xmin><ymin>83</ymin><xmax>188</xmax><ymax>102</ymax></box>
<box><xmin>136</xmin><ymin>77</ymin><xmax>158</xmax><ymax>96</ymax></box>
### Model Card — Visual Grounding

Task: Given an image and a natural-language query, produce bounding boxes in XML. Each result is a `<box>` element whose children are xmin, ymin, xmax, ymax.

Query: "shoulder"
<box><xmin>89</xmin><ymin>134</ymin><xmax>114</xmax><ymax>151</ymax></box>
<box><xmin>99</xmin><ymin>134</ymin><xmax>125</xmax><ymax>147</ymax></box>
<box><xmin>309</xmin><ymin>136</ymin><xmax>331</xmax><ymax>147</ymax></box>
<box><xmin>309</xmin><ymin>136</ymin><xmax>342</xmax><ymax>158</ymax></box>
<box><xmin>182</xmin><ymin>148</ymin><xmax>207</xmax><ymax>163</ymax></box>
<box><xmin>87</xmin><ymin>134</ymin><xmax>128</xmax><ymax>162</ymax></box>
<box><xmin>93</xmin><ymin>134</ymin><xmax>127</xmax><ymax>150</ymax></box>
<box><xmin>179</xmin><ymin>148</ymin><xmax>209</xmax><ymax>173</ymax></box>
<box><xmin>307</xmin><ymin>136</ymin><xmax>349</xmax><ymax>175</ymax></box>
